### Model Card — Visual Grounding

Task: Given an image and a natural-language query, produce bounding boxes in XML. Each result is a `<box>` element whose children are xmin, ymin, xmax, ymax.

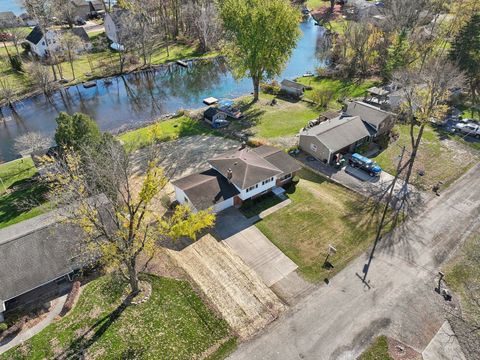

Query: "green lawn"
<box><xmin>235</xmin><ymin>94</ymin><xmax>319</xmax><ymax>139</ymax></box>
<box><xmin>256</xmin><ymin>169</ymin><xmax>388</xmax><ymax>282</ymax></box>
<box><xmin>297</xmin><ymin>77</ymin><xmax>379</xmax><ymax>111</ymax></box>
<box><xmin>0</xmin><ymin>158</ymin><xmax>49</xmax><ymax>229</ymax></box>
<box><xmin>118</xmin><ymin>115</ymin><xmax>216</xmax><ymax>152</ymax></box>
<box><xmin>372</xmin><ymin>124</ymin><xmax>479</xmax><ymax>191</ymax></box>
<box><xmin>444</xmin><ymin>235</ymin><xmax>480</xmax><ymax>329</ymax></box>
<box><xmin>1</xmin><ymin>274</ymin><xmax>233</xmax><ymax>360</ymax></box>
<box><xmin>358</xmin><ymin>336</ymin><xmax>393</xmax><ymax>360</ymax></box>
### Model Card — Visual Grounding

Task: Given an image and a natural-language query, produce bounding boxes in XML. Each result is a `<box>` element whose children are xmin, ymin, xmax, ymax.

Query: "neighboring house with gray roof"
<box><xmin>0</xmin><ymin>210</ymin><xmax>84</xmax><ymax>322</ymax></box>
<box><xmin>346</xmin><ymin>101</ymin><xmax>396</xmax><ymax>137</ymax></box>
<box><xmin>172</xmin><ymin>145</ymin><xmax>301</xmax><ymax>212</ymax></box>
<box><xmin>299</xmin><ymin>115</ymin><xmax>372</xmax><ymax>164</ymax></box>
<box><xmin>104</xmin><ymin>9</ymin><xmax>131</xmax><ymax>46</ymax></box>
<box><xmin>0</xmin><ymin>11</ymin><xmax>21</xmax><ymax>26</ymax></box>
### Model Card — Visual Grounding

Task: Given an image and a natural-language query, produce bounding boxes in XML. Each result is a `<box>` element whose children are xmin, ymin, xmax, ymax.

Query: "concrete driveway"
<box><xmin>296</xmin><ymin>152</ymin><xmax>427</xmax><ymax>204</ymax></box>
<box><xmin>213</xmin><ymin>208</ymin><xmax>298</xmax><ymax>287</ymax></box>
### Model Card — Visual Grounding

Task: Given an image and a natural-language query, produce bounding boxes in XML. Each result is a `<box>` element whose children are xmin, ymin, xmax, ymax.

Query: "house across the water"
<box><xmin>172</xmin><ymin>145</ymin><xmax>301</xmax><ymax>213</ymax></box>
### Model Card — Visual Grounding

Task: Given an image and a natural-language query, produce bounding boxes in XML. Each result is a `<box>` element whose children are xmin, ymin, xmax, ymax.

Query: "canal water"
<box><xmin>0</xmin><ymin>17</ymin><xmax>326</xmax><ymax>162</ymax></box>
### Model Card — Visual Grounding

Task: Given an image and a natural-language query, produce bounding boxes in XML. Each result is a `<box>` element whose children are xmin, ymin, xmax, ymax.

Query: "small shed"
<box><xmin>204</xmin><ymin>107</ymin><xmax>226</xmax><ymax>124</ymax></box>
<box><xmin>365</xmin><ymin>86</ymin><xmax>390</xmax><ymax>104</ymax></box>
<box><xmin>280</xmin><ymin>79</ymin><xmax>306</xmax><ymax>98</ymax></box>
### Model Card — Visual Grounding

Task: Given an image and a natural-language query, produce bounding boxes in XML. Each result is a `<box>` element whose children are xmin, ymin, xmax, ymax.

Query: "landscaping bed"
<box><xmin>255</xmin><ymin>169</ymin><xmax>389</xmax><ymax>282</ymax></box>
<box><xmin>0</xmin><ymin>274</ymin><xmax>232</xmax><ymax>360</ymax></box>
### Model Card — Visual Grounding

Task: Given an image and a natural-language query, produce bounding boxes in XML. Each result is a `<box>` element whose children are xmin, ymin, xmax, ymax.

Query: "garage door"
<box><xmin>213</xmin><ymin>197</ymin><xmax>234</xmax><ymax>213</ymax></box>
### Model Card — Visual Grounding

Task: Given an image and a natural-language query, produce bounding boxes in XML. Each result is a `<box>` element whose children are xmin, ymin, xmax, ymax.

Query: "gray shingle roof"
<box><xmin>0</xmin><ymin>211</ymin><xmax>84</xmax><ymax>303</ymax></box>
<box><xmin>280</xmin><ymin>79</ymin><xmax>306</xmax><ymax>91</ymax></box>
<box><xmin>346</xmin><ymin>101</ymin><xmax>395</xmax><ymax>128</ymax></box>
<box><xmin>26</xmin><ymin>25</ymin><xmax>44</xmax><ymax>45</ymax></box>
<box><xmin>302</xmin><ymin>116</ymin><xmax>371</xmax><ymax>152</ymax></box>
<box><xmin>252</xmin><ymin>146</ymin><xmax>301</xmax><ymax>177</ymax></box>
<box><xmin>208</xmin><ymin>147</ymin><xmax>282</xmax><ymax>189</ymax></box>
<box><xmin>172</xmin><ymin>168</ymin><xmax>240</xmax><ymax>210</ymax></box>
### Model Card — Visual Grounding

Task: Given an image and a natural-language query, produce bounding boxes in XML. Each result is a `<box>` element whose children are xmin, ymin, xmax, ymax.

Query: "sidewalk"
<box><xmin>0</xmin><ymin>294</ymin><xmax>67</xmax><ymax>355</ymax></box>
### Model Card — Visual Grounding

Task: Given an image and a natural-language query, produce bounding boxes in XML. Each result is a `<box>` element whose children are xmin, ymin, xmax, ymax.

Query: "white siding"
<box><xmin>213</xmin><ymin>197</ymin><xmax>234</xmax><ymax>213</ymax></box>
<box><xmin>239</xmin><ymin>177</ymin><xmax>276</xmax><ymax>200</ymax></box>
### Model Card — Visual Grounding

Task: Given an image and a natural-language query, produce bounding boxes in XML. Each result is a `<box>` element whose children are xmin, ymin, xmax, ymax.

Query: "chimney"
<box><xmin>239</xmin><ymin>141</ymin><xmax>247</xmax><ymax>150</ymax></box>
<box><xmin>227</xmin><ymin>168</ymin><xmax>233</xmax><ymax>183</ymax></box>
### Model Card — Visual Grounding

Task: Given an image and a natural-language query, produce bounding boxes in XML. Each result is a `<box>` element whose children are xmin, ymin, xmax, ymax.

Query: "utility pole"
<box><xmin>360</xmin><ymin>146</ymin><xmax>406</xmax><ymax>285</ymax></box>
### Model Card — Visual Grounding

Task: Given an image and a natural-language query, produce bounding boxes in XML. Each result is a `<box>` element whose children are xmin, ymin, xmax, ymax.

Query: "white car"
<box><xmin>454</xmin><ymin>122</ymin><xmax>480</xmax><ymax>137</ymax></box>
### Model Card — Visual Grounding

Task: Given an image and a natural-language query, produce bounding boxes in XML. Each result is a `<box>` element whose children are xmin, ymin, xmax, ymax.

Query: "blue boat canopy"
<box><xmin>218</xmin><ymin>99</ymin><xmax>234</xmax><ymax>107</ymax></box>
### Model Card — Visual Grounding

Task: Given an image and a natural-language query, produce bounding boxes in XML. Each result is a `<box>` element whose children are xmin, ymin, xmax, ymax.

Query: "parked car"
<box><xmin>349</xmin><ymin>153</ymin><xmax>382</xmax><ymax>177</ymax></box>
<box><xmin>454</xmin><ymin>122</ymin><xmax>480</xmax><ymax>137</ymax></box>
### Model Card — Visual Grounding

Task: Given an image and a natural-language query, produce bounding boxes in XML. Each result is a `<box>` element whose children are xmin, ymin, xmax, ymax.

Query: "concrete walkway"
<box><xmin>422</xmin><ymin>321</ymin><xmax>467</xmax><ymax>360</ymax></box>
<box><xmin>214</xmin><ymin>208</ymin><xmax>298</xmax><ymax>287</ymax></box>
<box><xmin>0</xmin><ymin>294</ymin><xmax>67</xmax><ymax>355</ymax></box>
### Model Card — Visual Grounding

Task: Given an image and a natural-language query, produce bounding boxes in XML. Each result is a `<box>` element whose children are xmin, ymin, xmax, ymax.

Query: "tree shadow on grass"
<box><xmin>0</xmin><ymin>178</ymin><xmax>48</xmax><ymax>226</ymax></box>
<box><xmin>55</xmin><ymin>297</ymin><xmax>131</xmax><ymax>360</ymax></box>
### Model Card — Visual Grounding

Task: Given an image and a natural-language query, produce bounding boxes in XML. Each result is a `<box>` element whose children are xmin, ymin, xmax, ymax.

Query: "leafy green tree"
<box><xmin>450</xmin><ymin>14</ymin><xmax>480</xmax><ymax>107</ymax></box>
<box><xmin>218</xmin><ymin>0</ymin><xmax>300</xmax><ymax>101</ymax></box>
<box><xmin>54</xmin><ymin>112</ymin><xmax>101</xmax><ymax>150</ymax></box>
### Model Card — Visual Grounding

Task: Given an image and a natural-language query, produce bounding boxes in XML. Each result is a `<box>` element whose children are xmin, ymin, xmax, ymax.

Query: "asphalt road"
<box><xmin>229</xmin><ymin>164</ymin><xmax>480</xmax><ymax>360</ymax></box>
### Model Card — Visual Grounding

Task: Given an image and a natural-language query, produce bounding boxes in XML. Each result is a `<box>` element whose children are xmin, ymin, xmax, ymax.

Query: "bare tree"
<box><xmin>14</xmin><ymin>132</ymin><xmax>52</xmax><ymax>155</ymax></box>
<box><xmin>60</xmin><ymin>32</ymin><xmax>84</xmax><ymax>79</ymax></box>
<box><xmin>184</xmin><ymin>1</ymin><xmax>222</xmax><ymax>53</ymax></box>
<box><xmin>0</xmin><ymin>78</ymin><xmax>17</xmax><ymax>109</ymax></box>
<box><xmin>28</xmin><ymin>61</ymin><xmax>54</xmax><ymax>95</ymax></box>
<box><xmin>53</xmin><ymin>0</ymin><xmax>77</xmax><ymax>29</ymax></box>
<box><xmin>391</xmin><ymin>56</ymin><xmax>464</xmax><ymax>202</ymax></box>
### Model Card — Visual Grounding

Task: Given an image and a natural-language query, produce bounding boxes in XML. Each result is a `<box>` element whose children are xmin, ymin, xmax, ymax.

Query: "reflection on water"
<box><xmin>0</xmin><ymin>17</ymin><xmax>325</xmax><ymax>162</ymax></box>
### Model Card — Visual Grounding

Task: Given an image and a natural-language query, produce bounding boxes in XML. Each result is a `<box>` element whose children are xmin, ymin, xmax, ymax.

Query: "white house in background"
<box><xmin>172</xmin><ymin>145</ymin><xmax>301</xmax><ymax>213</ymax></box>
<box><xmin>25</xmin><ymin>26</ymin><xmax>91</xmax><ymax>58</ymax></box>
<box><xmin>104</xmin><ymin>9</ymin><xmax>131</xmax><ymax>46</ymax></box>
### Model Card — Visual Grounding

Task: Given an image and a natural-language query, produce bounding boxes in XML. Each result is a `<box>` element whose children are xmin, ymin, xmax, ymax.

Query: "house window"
<box><xmin>262</xmin><ymin>178</ymin><xmax>274</xmax><ymax>186</ymax></box>
<box><xmin>310</xmin><ymin>143</ymin><xmax>317</xmax><ymax>152</ymax></box>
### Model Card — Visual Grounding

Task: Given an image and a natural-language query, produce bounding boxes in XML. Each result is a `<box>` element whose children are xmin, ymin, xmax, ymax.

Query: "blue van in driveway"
<box><xmin>349</xmin><ymin>153</ymin><xmax>382</xmax><ymax>177</ymax></box>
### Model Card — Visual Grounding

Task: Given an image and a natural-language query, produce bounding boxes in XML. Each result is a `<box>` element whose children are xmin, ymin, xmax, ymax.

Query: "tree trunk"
<box><xmin>2</xmin><ymin>41</ymin><xmax>12</xmax><ymax>61</ymax></box>
<box><xmin>127</xmin><ymin>260</ymin><xmax>140</xmax><ymax>295</ymax></box>
<box><xmin>70</xmin><ymin>57</ymin><xmax>76</xmax><ymax>79</ymax></box>
<box><xmin>403</xmin><ymin>123</ymin><xmax>425</xmax><ymax>191</ymax></box>
<box><xmin>252</xmin><ymin>76</ymin><xmax>260</xmax><ymax>102</ymax></box>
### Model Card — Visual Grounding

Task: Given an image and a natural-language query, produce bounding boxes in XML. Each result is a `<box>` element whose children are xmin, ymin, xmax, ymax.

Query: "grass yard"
<box><xmin>444</xmin><ymin>235</ymin><xmax>480</xmax><ymax>329</ymax></box>
<box><xmin>372</xmin><ymin>124</ymin><xmax>479</xmax><ymax>191</ymax></box>
<box><xmin>1</xmin><ymin>274</ymin><xmax>233</xmax><ymax>360</ymax></box>
<box><xmin>239</xmin><ymin>192</ymin><xmax>284</xmax><ymax>218</ymax></box>
<box><xmin>256</xmin><ymin>169</ymin><xmax>388</xmax><ymax>282</ymax></box>
<box><xmin>0</xmin><ymin>158</ymin><xmax>49</xmax><ymax>229</ymax></box>
<box><xmin>118</xmin><ymin>115</ymin><xmax>216</xmax><ymax>152</ymax></box>
<box><xmin>358</xmin><ymin>336</ymin><xmax>393</xmax><ymax>360</ymax></box>
<box><xmin>297</xmin><ymin>77</ymin><xmax>379</xmax><ymax>111</ymax></box>
<box><xmin>235</xmin><ymin>94</ymin><xmax>320</xmax><ymax>139</ymax></box>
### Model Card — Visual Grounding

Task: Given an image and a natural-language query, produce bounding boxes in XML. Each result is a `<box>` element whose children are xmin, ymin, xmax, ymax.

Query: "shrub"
<box><xmin>60</xmin><ymin>280</ymin><xmax>81</xmax><ymax>316</ymax></box>
<box><xmin>1</xmin><ymin>317</ymin><xmax>27</xmax><ymax>339</ymax></box>
<box><xmin>247</xmin><ymin>138</ymin><xmax>268</xmax><ymax>147</ymax></box>
<box><xmin>310</xmin><ymin>88</ymin><xmax>335</xmax><ymax>109</ymax></box>
<box><xmin>260</xmin><ymin>80</ymin><xmax>280</xmax><ymax>95</ymax></box>
<box><xmin>0</xmin><ymin>322</ymin><xmax>8</xmax><ymax>333</ymax></box>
